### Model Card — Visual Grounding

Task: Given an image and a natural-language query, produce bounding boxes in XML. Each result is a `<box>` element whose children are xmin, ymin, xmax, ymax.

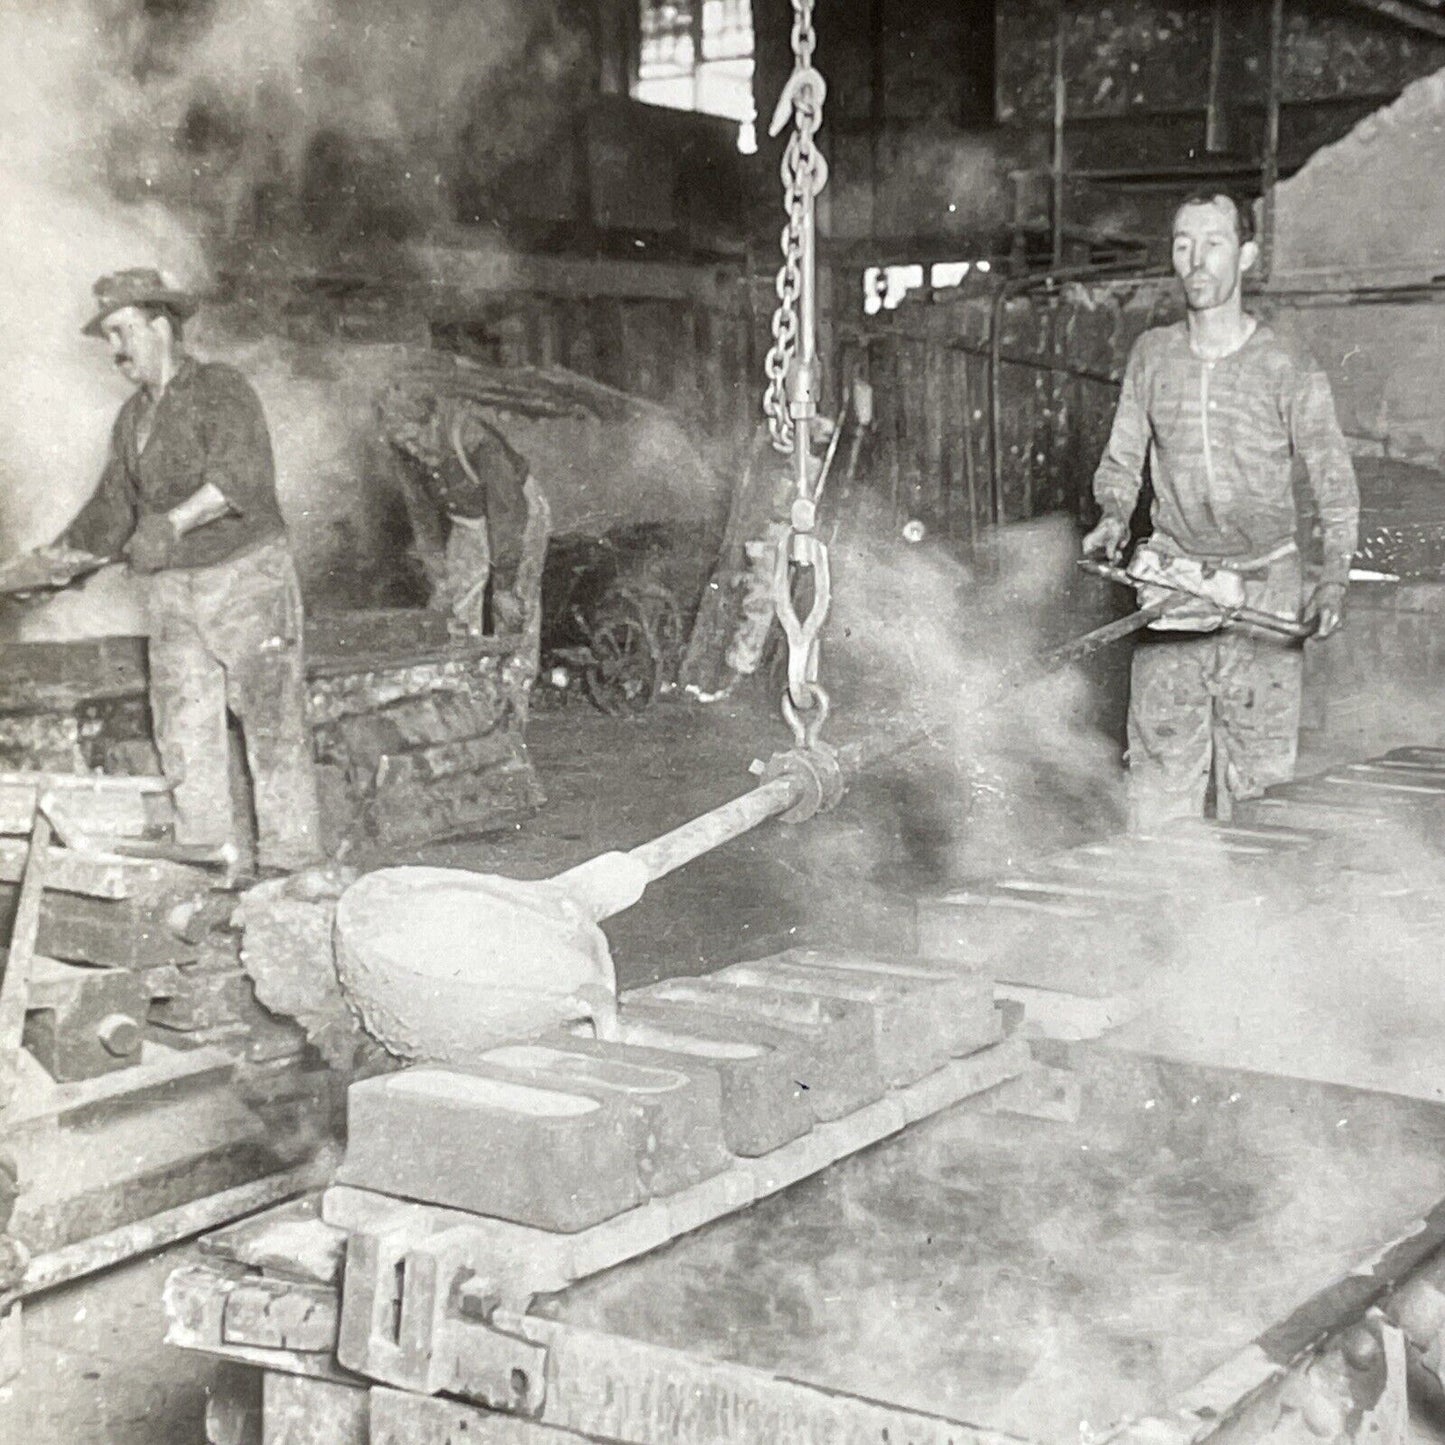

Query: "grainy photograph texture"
<box><xmin>1</xmin><ymin>1</ymin><xmax>1445</xmax><ymax>1442</ymax></box>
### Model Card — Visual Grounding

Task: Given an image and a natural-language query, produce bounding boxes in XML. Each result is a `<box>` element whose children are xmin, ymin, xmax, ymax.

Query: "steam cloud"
<box><xmin>0</xmin><ymin>0</ymin><xmax>575</xmax><ymax>637</ymax></box>
<box><xmin>819</xmin><ymin>504</ymin><xmax>1128</xmax><ymax>881</ymax></box>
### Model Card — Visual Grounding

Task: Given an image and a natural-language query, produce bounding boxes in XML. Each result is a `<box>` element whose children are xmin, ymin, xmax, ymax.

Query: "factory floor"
<box><xmin>2</xmin><ymin>677</ymin><xmax>1121</xmax><ymax>1443</ymax></box>
<box><xmin>2</xmin><ymin>673</ymin><xmax>1441</xmax><ymax>1441</ymax></box>
<box><xmin>0</xmin><ymin>1250</ymin><xmax>210</xmax><ymax>1443</ymax></box>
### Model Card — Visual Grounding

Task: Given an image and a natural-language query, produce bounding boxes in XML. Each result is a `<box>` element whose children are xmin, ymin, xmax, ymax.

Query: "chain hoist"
<box><xmin>763</xmin><ymin>0</ymin><xmax>827</xmax><ymax>459</ymax></box>
<box><xmin>763</xmin><ymin>0</ymin><xmax>833</xmax><ymax>752</ymax></box>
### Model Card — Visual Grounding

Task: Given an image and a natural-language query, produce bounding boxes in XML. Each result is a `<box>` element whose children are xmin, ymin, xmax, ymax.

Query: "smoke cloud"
<box><xmin>0</xmin><ymin>2</ymin><xmax>206</xmax><ymax>557</ymax></box>
<box><xmin>816</xmin><ymin>504</ymin><xmax>1128</xmax><ymax>885</ymax></box>
<box><xmin>0</xmin><ymin>0</ymin><xmax>579</xmax><ymax>637</ymax></box>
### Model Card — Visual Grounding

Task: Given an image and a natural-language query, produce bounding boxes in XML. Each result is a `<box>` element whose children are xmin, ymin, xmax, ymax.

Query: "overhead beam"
<box><xmin>1340</xmin><ymin>0</ymin><xmax>1445</xmax><ymax>41</ymax></box>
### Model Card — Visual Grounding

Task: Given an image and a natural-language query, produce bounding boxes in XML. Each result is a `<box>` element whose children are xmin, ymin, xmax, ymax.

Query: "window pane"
<box><xmin>635</xmin><ymin>0</ymin><xmax>755</xmax><ymax>126</ymax></box>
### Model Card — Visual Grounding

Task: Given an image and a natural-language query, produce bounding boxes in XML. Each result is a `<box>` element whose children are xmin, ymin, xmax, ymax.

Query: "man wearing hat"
<box><xmin>35</xmin><ymin>268</ymin><xmax>322</xmax><ymax>872</ymax></box>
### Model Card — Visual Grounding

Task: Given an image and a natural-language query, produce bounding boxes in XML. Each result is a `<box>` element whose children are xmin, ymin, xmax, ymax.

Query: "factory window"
<box><xmin>633</xmin><ymin>0</ymin><xmax>757</xmax><ymax>153</ymax></box>
<box><xmin>863</xmin><ymin>260</ymin><xmax>992</xmax><ymax>315</ymax></box>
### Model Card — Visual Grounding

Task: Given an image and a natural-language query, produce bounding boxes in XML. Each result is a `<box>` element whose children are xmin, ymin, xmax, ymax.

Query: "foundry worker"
<box><xmin>34</xmin><ymin>268</ymin><xmax>322</xmax><ymax>872</ymax></box>
<box><xmin>1082</xmin><ymin>193</ymin><xmax>1358</xmax><ymax>830</ymax></box>
<box><xmin>379</xmin><ymin>384</ymin><xmax>549</xmax><ymax>647</ymax></box>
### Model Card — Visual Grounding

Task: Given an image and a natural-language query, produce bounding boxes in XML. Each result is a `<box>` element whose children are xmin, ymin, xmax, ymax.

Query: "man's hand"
<box><xmin>1303</xmin><ymin>581</ymin><xmax>1347</xmax><ymax>639</ymax></box>
<box><xmin>1082</xmin><ymin>515</ymin><xmax>1129</xmax><ymax>562</ymax></box>
<box><xmin>124</xmin><ymin>513</ymin><xmax>179</xmax><ymax>574</ymax></box>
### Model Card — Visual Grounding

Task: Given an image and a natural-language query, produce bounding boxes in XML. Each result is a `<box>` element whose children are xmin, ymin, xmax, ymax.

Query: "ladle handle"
<box><xmin>623</xmin><ymin>775</ymin><xmax>803</xmax><ymax>899</ymax></box>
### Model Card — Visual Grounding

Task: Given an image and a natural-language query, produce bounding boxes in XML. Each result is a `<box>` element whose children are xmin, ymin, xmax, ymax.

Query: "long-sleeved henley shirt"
<box><xmin>1092</xmin><ymin>321</ymin><xmax>1359</xmax><ymax>585</ymax></box>
<box><xmin>63</xmin><ymin>358</ymin><xmax>287</xmax><ymax>570</ymax></box>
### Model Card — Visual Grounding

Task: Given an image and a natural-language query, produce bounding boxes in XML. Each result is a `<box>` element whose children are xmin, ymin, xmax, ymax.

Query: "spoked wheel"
<box><xmin>583</xmin><ymin>584</ymin><xmax>682</xmax><ymax>717</ymax></box>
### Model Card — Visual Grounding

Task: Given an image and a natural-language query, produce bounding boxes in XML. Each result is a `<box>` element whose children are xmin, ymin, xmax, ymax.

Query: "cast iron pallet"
<box><xmin>160</xmin><ymin>746</ymin><xmax>1445</xmax><ymax>1442</ymax></box>
<box><xmin>164</xmin><ymin>1046</ymin><xmax>1445</xmax><ymax>1445</ymax></box>
<box><xmin>168</xmin><ymin>1159</ymin><xmax>1445</xmax><ymax>1445</ymax></box>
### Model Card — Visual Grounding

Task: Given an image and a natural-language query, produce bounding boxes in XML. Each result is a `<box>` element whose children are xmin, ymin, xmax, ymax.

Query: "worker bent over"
<box><xmin>380</xmin><ymin>388</ymin><xmax>550</xmax><ymax>667</ymax></box>
<box><xmin>1083</xmin><ymin>194</ymin><xmax>1359</xmax><ymax>831</ymax></box>
<box><xmin>36</xmin><ymin>268</ymin><xmax>323</xmax><ymax>872</ymax></box>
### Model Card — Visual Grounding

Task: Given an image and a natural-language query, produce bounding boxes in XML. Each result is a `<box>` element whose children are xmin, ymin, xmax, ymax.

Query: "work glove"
<box><xmin>1303</xmin><ymin>581</ymin><xmax>1347</xmax><ymax>639</ymax></box>
<box><xmin>1081</xmin><ymin>515</ymin><xmax>1129</xmax><ymax>562</ymax></box>
<box><xmin>124</xmin><ymin>513</ymin><xmax>179</xmax><ymax>574</ymax></box>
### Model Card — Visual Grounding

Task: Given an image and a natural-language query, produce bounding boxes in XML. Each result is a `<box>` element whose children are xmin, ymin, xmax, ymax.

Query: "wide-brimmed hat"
<box><xmin>82</xmin><ymin>268</ymin><xmax>199</xmax><ymax>337</ymax></box>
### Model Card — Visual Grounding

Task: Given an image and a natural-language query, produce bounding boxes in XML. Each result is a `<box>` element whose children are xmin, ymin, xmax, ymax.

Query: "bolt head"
<box><xmin>97</xmin><ymin>1013</ymin><xmax>142</xmax><ymax>1058</ymax></box>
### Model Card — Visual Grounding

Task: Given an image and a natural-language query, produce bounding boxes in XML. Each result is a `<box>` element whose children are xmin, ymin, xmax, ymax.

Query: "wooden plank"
<box><xmin>3</xmin><ymin>1040</ymin><xmax>237</xmax><ymax>1130</ymax></box>
<box><xmin>201</xmin><ymin>1198</ymin><xmax>346</xmax><ymax>1286</ymax></box>
<box><xmin>306</xmin><ymin>638</ymin><xmax>519</xmax><ymax>683</ymax></box>
<box><xmin>922</xmin><ymin>339</ymin><xmax>945</xmax><ymax>521</ymax></box>
<box><xmin>1337</xmin><ymin>0</ymin><xmax>1445</xmax><ymax>42</ymax></box>
<box><xmin>0</xmin><ymin>774</ymin><xmax>168</xmax><ymax>844</ymax></box>
<box><xmin>304</xmin><ymin>611</ymin><xmax>453</xmax><ymax>664</ymax></box>
<box><xmin>367</xmin><ymin>758</ymin><xmax>544</xmax><ymax>846</ymax></box>
<box><xmin>0</xmin><ymin>810</ymin><xmax>50</xmax><ymax>1108</ymax></box>
<box><xmin>333</xmin><ymin>693</ymin><xmax>504</xmax><ymax>774</ymax></box>
<box><xmin>0</xmin><ymin>772</ymin><xmax>167</xmax><ymax>793</ymax></box>
<box><xmin>17</xmin><ymin>1160</ymin><xmax>330</xmax><ymax>1301</ymax></box>
<box><xmin>0</xmin><ymin>839</ymin><xmax>208</xmax><ymax>899</ymax></box>
<box><xmin>373</xmin><ymin>730</ymin><xmax>524</xmax><ymax>789</ymax></box>
<box><xmin>417</xmin><ymin>244</ymin><xmax>747</xmax><ymax>310</ymax></box>
<box><xmin>0</xmin><ymin>638</ymin><xmax>148</xmax><ymax>713</ymax></box>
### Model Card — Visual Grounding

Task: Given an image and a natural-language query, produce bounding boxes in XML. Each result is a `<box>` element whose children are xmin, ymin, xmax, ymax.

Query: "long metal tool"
<box><xmin>1003</xmin><ymin>594</ymin><xmax>1188</xmax><ymax>686</ymax></box>
<box><xmin>333</xmin><ymin>744</ymin><xmax>845</xmax><ymax>1065</ymax></box>
<box><xmin>1078</xmin><ymin>558</ymin><xmax>1317</xmax><ymax>638</ymax></box>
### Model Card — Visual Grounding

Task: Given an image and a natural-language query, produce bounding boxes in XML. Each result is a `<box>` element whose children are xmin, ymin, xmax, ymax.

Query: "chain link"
<box><xmin>772</xmin><ymin>522</ymin><xmax>831</xmax><ymax>743</ymax></box>
<box><xmin>762</xmin><ymin>0</ymin><xmax>827</xmax><ymax>456</ymax></box>
<box><xmin>761</xmin><ymin>0</ymin><xmax>835</xmax><ymax>752</ymax></box>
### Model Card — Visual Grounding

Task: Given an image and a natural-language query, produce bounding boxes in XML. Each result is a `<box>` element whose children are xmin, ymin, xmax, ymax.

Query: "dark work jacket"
<box><xmin>64</xmin><ymin>358</ymin><xmax>287</xmax><ymax>570</ymax></box>
<box><xmin>394</xmin><ymin>412</ymin><xmax>530</xmax><ymax>575</ymax></box>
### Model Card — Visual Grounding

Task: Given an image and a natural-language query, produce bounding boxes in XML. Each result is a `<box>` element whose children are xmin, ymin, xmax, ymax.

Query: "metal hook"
<box><xmin>768</xmin><ymin>66</ymin><xmax>828</xmax><ymax>139</ymax></box>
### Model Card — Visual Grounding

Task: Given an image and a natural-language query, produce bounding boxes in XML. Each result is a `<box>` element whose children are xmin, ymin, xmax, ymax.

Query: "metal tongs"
<box><xmin>1078</xmin><ymin>558</ymin><xmax>1317</xmax><ymax>639</ymax></box>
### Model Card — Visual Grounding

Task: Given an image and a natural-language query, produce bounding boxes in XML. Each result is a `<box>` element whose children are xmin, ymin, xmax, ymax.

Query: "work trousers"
<box><xmin>147</xmin><ymin>538</ymin><xmax>322</xmax><ymax>871</ymax></box>
<box><xmin>1126</xmin><ymin>553</ymin><xmax>1304</xmax><ymax>832</ymax></box>
<box><xmin>435</xmin><ymin>513</ymin><xmax>491</xmax><ymax>637</ymax></box>
<box><xmin>435</xmin><ymin>479</ymin><xmax>550</xmax><ymax>651</ymax></box>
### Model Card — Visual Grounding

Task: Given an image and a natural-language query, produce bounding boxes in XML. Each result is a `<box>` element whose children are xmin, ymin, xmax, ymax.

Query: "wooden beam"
<box><xmin>1339</xmin><ymin>0</ymin><xmax>1445</xmax><ymax>39</ymax></box>
<box><xmin>1051</xmin><ymin>1</ymin><xmax>1067</xmax><ymax>268</ymax></box>
<box><xmin>1259</xmin><ymin>0</ymin><xmax>1285</xmax><ymax>281</ymax></box>
<box><xmin>16</xmin><ymin>1160</ymin><xmax>332</xmax><ymax>1302</ymax></box>
<box><xmin>415</xmin><ymin>244</ymin><xmax>748</xmax><ymax>311</ymax></box>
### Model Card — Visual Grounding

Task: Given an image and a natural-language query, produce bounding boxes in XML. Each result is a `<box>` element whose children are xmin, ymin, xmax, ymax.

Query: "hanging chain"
<box><xmin>759</xmin><ymin>0</ymin><xmax>834</xmax><ymax>750</ymax></box>
<box><xmin>762</xmin><ymin>0</ymin><xmax>828</xmax><ymax>457</ymax></box>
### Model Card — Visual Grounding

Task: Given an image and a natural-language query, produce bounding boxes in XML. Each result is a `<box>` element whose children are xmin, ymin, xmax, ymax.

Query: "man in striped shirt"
<box><xmin>1083</xmin><ymin>192</ymin><xmax>1359</xmax><ymax>830</ymax></box>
